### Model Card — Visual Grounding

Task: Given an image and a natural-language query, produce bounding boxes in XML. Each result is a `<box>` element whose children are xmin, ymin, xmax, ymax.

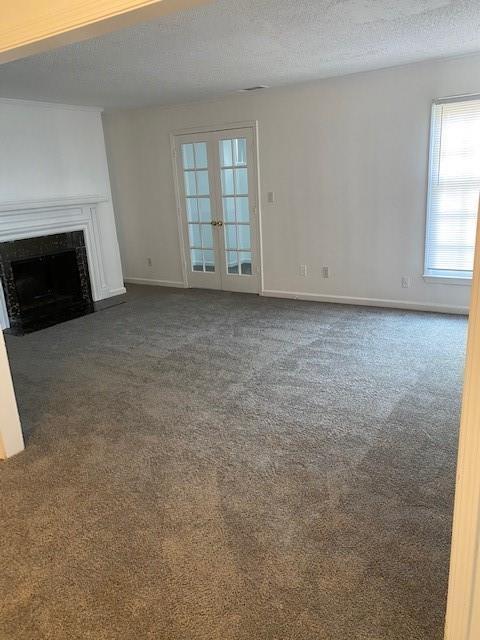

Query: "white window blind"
<box><xmin>425</xmin><ymin>96</ymin><xmax>480</xmax><ymax>279</ymax></box>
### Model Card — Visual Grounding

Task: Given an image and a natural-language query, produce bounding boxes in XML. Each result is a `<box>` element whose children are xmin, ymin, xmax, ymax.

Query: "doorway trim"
<box><xmin>0</xmin><ymin>331</ymin><xmax>24</xmax><ymax>459</ymax></box>
<box><xmin>170</xmin><ymin>120</ymin><xmax>263</xmax><ymax>290</ymax></box>
<box><xmin>443</xmin><ymin>202</ymin><xmax>480</xmax><ymax>640</ymax></box>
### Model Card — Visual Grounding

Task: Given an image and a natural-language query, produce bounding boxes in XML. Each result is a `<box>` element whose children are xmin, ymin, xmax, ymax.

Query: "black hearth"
<box><xmin>0</xmin><ymin>232</ymin><xmax>94</xmax><ymax>334</ymax></box>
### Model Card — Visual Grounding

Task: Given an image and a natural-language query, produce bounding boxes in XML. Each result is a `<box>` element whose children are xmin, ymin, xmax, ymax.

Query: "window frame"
<box><xmin>423</xmin><ymin>94</ymin><xmax>480</xmax><ymax>285</ymax></box>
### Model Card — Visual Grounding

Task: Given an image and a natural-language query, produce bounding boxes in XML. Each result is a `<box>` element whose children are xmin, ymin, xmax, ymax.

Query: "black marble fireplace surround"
<box><xmin>0</xmin><ymin>231</ymin><xmax>94</xmax><ymax>334</ymax></box>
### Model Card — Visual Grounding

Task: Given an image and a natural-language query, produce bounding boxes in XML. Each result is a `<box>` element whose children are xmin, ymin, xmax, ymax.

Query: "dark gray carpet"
<box><xmin>0</xmin><ymin>285</ymin><xmax>466</xmax><ymax>640</ymax></box>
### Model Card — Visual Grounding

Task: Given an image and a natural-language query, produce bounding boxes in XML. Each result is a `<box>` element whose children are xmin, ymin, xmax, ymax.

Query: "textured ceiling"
<box><xmin>0</xmin><ymin>0</ymin><xmax>480</xmax><ymax>109</ymax></box>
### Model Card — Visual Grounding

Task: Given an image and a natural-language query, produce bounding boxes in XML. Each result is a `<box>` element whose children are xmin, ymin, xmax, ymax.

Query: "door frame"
<box><xmin>443</xmin><ymin>201</ymin><xmax>480</xmax><ymax>640</ymax></box>
<box><xmin>170</xmin><ymin>120</ymin><xmax>263</xmax><ymax>292</ymax></box>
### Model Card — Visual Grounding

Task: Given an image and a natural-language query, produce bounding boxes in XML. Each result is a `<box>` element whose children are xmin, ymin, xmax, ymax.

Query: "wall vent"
<box><xmin>239</xmin><ymin>85</ymin><xmax>269</xmax><ymax>92</ymax></box>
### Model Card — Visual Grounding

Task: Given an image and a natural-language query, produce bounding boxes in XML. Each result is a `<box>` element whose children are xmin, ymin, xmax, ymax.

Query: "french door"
<box><xmin>174</xmin><ymin>127</ymin><xmax>260</xmax><ymax>293</ymax></box>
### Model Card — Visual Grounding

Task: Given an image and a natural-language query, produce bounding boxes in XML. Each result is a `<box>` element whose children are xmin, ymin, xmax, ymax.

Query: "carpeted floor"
<box><xmin>0</xmin><ymin>285</ymin><xmax>467</xmax><ymax>640</ymax></box>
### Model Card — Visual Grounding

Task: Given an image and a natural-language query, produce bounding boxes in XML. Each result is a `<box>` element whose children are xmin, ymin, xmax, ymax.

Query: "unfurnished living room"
<box><xmin>1</xmin><ymin>1</ymin><xmax>480</xmax><ymax>639</ymax></box>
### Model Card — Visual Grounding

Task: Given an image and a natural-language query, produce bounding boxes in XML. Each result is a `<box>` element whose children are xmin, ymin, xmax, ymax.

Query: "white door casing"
<box><xmin>0</xmin><ymin>331</ymin><xmax>24</xmax><ymax>459</ymax></box>
<box><xmin>443</xmin><ymin>200</ymin><xmax>480</xmax><ymax>640</ymax></box>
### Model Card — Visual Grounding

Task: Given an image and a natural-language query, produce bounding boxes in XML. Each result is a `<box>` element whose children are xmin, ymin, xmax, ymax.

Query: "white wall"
<box><xmin>103</xmin><ymin>54</ymin><xmax>480</xmax><ymax>313</ymax></box>
<box><xmin>0</xmin><ymin>99</ymin><xmax>124</xmax><ymax>301</ymax></box>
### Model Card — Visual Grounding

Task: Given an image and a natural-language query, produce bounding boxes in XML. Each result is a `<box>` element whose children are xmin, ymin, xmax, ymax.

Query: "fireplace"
<box><xmin>0</xmin><ymin>231</ymin><xmax>94</xmax><ymax>334</ymax></box>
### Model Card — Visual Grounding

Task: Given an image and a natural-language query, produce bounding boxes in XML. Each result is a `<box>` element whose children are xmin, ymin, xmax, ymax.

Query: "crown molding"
<box><xmin>0</xmin><ymin>97</ymin><xmax>104</xmax><ymax>113</ymax></box>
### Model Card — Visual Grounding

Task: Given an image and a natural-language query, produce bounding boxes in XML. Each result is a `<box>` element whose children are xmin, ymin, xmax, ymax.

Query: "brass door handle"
<box><xmin>210</xmin><ymin>220</ymin><xmax>224</xmax><ymax>227</ymax></box>
<box><xmin>217</xmin><ymin>220</ymin><xmax>223</xmax><ymax>227</ymax></box>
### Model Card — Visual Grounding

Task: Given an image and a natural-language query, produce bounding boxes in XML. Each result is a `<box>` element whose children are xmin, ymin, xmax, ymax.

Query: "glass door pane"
<box><xmin>219</xmin><ymin>137</ymin><xmax>253</xmax><ymax>276</ymax></box>
<box><xmin>180</xmin><ymin>141</ymin><xmax>215</xmax><ymax>273</ymax></box>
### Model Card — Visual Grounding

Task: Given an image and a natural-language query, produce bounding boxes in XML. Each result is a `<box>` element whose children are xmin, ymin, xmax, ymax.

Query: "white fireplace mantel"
<box><xmin>0</xmin><ymin>194</ymin><xmax>108</xmax><ymax>214</ymax></box>
<box><xmin>0</xmin><ymin>196</ymin><xmax>126</xmax><ymax>329</ymax></box>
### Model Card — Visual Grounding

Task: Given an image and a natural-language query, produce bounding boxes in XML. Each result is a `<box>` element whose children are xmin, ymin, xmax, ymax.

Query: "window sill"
<box><xmin>423</xmin><ymin>275</ymin><xmax>472</xmax><ymax>286</ymax></box>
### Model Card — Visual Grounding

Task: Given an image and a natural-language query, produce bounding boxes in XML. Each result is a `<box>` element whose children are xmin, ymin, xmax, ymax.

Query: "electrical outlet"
<box><xmin>300</xmin><ymin>264</ymin><xmax>307</xmax><ymax>277</ymax></box>
<box><xmin>322</xmin><ymin>266</ymin><xmax>329</xmax><ymax>278</ymax></box>
<box><xmin>267</xmin><ymin>191</ymin><xmax>275</xmax><ymax>204</ymax></box>
<box><xmin>147</xmin><ymin>257</ymin><xmax>152</xmax><ymax>267</ymax></box>
<box><xmin>401</xmin><ymin>276</ymin><xmax>410</xmax><ymax>288</ymax></box>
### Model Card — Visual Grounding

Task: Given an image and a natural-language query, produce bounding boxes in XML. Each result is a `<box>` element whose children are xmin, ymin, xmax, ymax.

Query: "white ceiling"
<box><xmin>1</xmin><ymin>0</ymin><xmax>480</xmax><ymax>109</ymax></box>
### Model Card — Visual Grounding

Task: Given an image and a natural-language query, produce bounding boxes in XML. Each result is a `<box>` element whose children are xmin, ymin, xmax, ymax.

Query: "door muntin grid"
<box><xmin>219</xmin><ymin>138</ymin><xmax>253</xmax><ymax>276</ymax></box>
<box><xmin>181</xmin><ymin>142</ymin><xmax>215</xmax><ymax>272</ymax></box>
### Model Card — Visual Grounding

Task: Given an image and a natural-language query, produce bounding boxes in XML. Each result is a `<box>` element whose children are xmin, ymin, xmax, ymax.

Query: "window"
<box><xmin>424</xmin><ymin>96</ymin><xmax>480</xmax><ymax>281</ymax></box>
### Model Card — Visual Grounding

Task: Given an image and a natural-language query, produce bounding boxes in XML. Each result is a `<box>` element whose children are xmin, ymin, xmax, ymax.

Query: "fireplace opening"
<box><xmin>13</xmin><ymin>250</ymin><xmax>83</xmax><ymax>314</ymax></box>
<box><xmin>0</xmin><ymin>231</ymin><xmax>94</xmax><ymax>334</ymax></box>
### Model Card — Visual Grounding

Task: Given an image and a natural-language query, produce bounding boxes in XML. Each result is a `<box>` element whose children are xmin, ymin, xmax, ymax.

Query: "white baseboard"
<box><xmin>261</xmin><ymin>289</ymin><xmax>469</xmax><ymax>315</ymax></box>
<box><xmin>106</xmin><ymin>287</ymin><xmax>127</xmax><ymax>297</ymax></box>
<box><xmin>124</xmin><ymin>277</ymin><xmax>186</xmax><ymax>289</ymax></box>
